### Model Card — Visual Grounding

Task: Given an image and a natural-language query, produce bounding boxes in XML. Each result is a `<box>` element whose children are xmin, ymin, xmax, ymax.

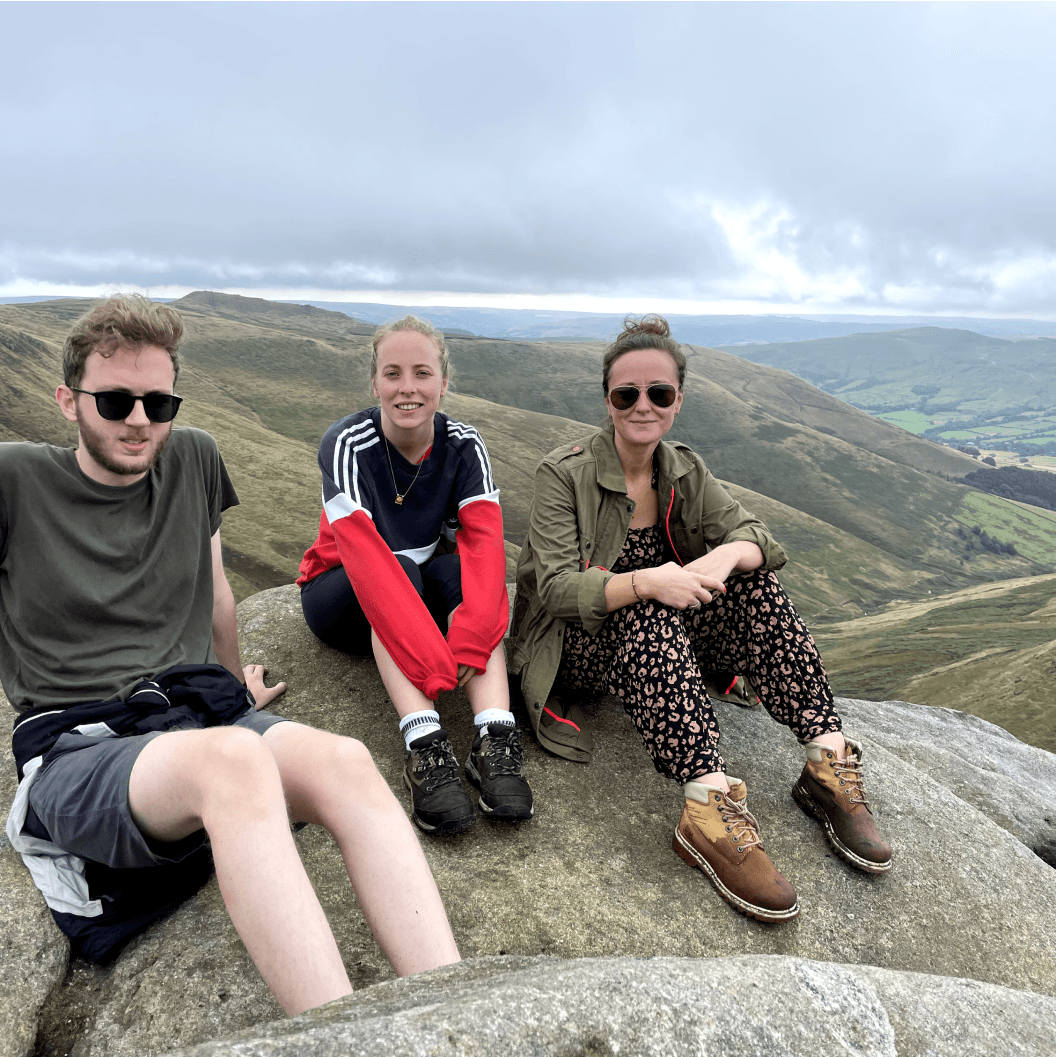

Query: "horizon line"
<box><xmin>2</xmin><ymin>285</ymin><xmax>1055</xmax><ymax>324</ymax></box>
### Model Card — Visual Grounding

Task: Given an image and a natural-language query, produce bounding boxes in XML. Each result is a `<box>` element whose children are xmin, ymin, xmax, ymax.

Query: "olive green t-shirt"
<box><xmin>0</xmin><ymin>428</ymin><xmax>238</xmax><ymax>713</ymax></box>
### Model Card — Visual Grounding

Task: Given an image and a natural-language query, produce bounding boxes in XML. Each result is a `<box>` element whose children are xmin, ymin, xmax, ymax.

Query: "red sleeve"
<box><xmin>333</xmin><ymin>509</ymin><xmax>457</xmax><ymax>700</ymax></box>
<box><xmin>447</xmin><ymin>498</ymin><xmax>509</xmax><ymax>671</ymax></box>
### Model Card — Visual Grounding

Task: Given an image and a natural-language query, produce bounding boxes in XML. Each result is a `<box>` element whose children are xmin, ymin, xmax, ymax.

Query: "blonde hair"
<box><xmin>63</xmin><ymin>294</ymin><xmax>182</xmax><ymax>387</ymax></box>
<box><xmin>370</xmin><ymin>315</ymin><xmax>449</xmax><ymax>379</ymax></box>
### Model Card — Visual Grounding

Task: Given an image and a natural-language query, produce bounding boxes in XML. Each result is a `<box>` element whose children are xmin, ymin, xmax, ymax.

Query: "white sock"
<box><xmin>474</xmin><ymin>708</ymin><xmax>515</xmax><ymax>735</ymax></box>
<box><xmin>400</xmin><ymin>709</ymin><xmax>441</xmax><ymax>750</ymax></box>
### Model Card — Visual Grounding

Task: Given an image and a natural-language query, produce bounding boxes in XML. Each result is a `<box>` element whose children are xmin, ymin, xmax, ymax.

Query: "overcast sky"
<box><xmin>2</xmin><ymin>1</ymin><xmax>1054</xmax><ymax>317</ymax></box>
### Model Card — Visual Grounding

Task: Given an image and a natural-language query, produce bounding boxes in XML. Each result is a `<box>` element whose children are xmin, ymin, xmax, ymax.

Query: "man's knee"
<box><xmin>194</xmin><ymin>725</ymin><xmax>285</xmax><ymax>804</ymax></box>
<box><xmin>314</xmin><ymin>732</ymin><xmax>379</xmax><ymax>787</ymax></box>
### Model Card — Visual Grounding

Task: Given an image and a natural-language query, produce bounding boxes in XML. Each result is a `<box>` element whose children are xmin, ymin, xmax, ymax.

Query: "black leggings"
<box><xmin>300</xmin><ymin>554</ymin><xmax>463</xmax><ymax>656</ymax></box>
<box><xmin>556</xmin><ymin>526</ymin><xmax>840</xmax><ymax>782</ymax></box>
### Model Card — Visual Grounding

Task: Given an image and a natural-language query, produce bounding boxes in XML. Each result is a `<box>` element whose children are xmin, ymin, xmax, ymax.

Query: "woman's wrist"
<box><xmin>630</xmin><ymin>570</ymin><xmax>645</xmax><ymax>601</ymax></box>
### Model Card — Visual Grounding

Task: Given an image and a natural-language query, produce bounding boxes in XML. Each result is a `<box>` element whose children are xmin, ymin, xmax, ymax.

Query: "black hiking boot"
<box><xmin>465</xmin><ymin>724</ymin><xmax>533</xmax><ymax>821</ymax></box>
<box><xmin>404</xmin><ymin>730</ymin><xmax>476</xmax><ymax>835</ymax></box>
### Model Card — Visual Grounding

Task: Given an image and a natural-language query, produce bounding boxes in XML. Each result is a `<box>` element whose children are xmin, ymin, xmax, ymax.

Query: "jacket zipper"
<box><xmin>664</xmin><ymin>485</ymin><xmax>684</xmax><ymax>564</ymax></box>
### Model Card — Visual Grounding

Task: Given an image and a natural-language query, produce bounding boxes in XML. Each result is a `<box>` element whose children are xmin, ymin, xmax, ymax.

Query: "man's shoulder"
<box><xmin>168</xmin><ymin>426</ymin><xmax>220</xmax><ymax>457</ymax></box>
<box><xmin>0</xmin><ymin>440</ymin><xmax>69</xmax><ymax>471</ymax></box>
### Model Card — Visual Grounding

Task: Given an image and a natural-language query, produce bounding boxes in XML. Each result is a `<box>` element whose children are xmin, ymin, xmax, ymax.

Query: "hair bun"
<box><xmin>622</xmin><ymin>313</ymin><xmax>671</xmax><ymax>340</ymax></box>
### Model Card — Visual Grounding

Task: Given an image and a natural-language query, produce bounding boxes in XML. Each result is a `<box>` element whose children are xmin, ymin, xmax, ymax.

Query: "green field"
<box><xmin>876</xmin><ymin>410</ymin><xmax>931</xmax><ymax>433</ymax></box>
<box><xmin>954</xmin><ymin>490</ymin><xmax>1056</xmax><ymax>567</ymax></box>
<box><xmin>727</xmin><ymin>328</ymin><xmax>1056</xmax><ymax>457</ymax></box>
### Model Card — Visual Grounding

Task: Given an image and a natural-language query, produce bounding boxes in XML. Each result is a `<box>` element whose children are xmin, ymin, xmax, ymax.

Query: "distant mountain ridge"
<box><xmin>278</xmin><ymin>300</ymin><xmax>1056</xmax><ymax>345</ymax></box>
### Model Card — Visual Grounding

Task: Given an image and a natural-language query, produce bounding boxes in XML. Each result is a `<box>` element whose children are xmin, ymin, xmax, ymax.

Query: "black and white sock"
<box><xmin>473</xmin><ymin>708</ymin><xmax>515</xmax><ymax>737</ymax></box>
<box><xmin>400</xmin><ymin>709</ymin><xmax>442</xmax><ymax>750</ymax></box>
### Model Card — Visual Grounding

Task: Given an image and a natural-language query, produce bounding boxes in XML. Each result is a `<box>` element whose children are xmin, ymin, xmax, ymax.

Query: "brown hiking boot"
<box><xmin>793</xmin><ymin>737</ymin><xmax>893</xmax><ymax>874</ymax></box>
<box><xmin>673</xmin><ymin>778</ymin><xmax>799</xmax><ymax>923</ymax></box>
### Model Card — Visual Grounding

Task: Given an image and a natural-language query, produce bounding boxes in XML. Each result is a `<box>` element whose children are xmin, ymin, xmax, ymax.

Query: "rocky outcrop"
<box><xmin>4</xmin><ymin>582</ymin><xmax>1056</xmax><ymax>1056</ymax></box>
<box><xmin>159</xmin><ymin>955</ymin><xmax>1056</xmax><ymax>1057</ymax></box>
<box><xmin>0</xmin><ymin>708</ymin><xmax>69</xmax><ymax>1057</ymax></box>
<box><xmin>837</xmin><ymin>697</ymin><xmax>1056</xmax><ymax>866</ymax></box>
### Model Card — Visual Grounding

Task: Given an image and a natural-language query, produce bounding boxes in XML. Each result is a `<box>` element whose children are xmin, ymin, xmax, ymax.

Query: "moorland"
<box><xmin>2</xmin><ymin>291</ymin><xmax>1055</xmax><ymax>750</ymax></box>
<box><xmin>725</xmin><ymin>327</ymin><xmax>1056</xmax><ymax>456</ymax></box>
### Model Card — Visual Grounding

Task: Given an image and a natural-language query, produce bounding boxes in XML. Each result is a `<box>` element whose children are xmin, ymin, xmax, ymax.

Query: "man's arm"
<box><xmin>211</xmin><ymin>531</ymin><xmax>286</xmax><ymax>708</ymax></box>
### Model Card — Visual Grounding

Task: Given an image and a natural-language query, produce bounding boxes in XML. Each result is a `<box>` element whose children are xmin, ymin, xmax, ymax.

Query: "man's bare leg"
<box><xmin>262</xmin><ymin>722</ymin><xmax>461</xmax><ymax>976</ymax></box>
<box><xmin>128</xmin><ymin>726</ymin><xmax>352</xmax><ymax>1016</ymax></box>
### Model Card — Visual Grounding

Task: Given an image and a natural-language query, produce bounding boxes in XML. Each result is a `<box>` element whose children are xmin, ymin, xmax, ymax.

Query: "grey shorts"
<box><xmin>26</xmin><ymin>708</ymin><xmax>289</xmax><ymax>870</ymax></box>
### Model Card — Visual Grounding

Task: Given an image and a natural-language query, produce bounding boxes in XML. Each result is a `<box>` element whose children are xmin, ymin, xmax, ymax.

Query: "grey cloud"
<box><xmin>1</xmin><ymin>2</ymin><xmax>1054</xmax><ymax>312</ymax></box>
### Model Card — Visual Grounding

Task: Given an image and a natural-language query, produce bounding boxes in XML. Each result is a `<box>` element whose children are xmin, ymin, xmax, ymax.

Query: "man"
<box><xmin>1</xmin><ymin>295</ymin><xmax>459</xmax><ymax>1015</ymax></box>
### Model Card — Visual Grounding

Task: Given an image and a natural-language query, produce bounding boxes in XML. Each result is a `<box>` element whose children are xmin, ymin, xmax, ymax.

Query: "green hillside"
<box><xmin>4</xmin><ymin>292</ymin><xmax>1056</xmax><ymax>754</ymax></box>
<box><xmin>813</xmin><ymin>573</ymin><xmax>1056</xmax><ymax>753</ymax></box>
<box><xmin>724</xmin><ymin>327</ymin><xmax>1056</xmax><ymax>450</ymax></box>
<box><xmin>441</xmin><ymin>332</ymin><xmax>1056</xmax><ymax>597</ymax></box>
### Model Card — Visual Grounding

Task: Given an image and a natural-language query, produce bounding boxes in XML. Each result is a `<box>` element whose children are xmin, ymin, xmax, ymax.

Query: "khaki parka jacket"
<box><xmin>510</xmin><ymin>423</ymin><xmax>787</xmax><ymax>761</ymax></box>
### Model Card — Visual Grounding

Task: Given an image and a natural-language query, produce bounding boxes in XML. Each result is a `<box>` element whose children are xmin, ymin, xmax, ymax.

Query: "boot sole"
<box><xmin>465</xmin><ymin>759</ymin><xmax>534</xmax><ymax>821</ymax></box>
<box><xmin>672</xmin><ymin>829</ymin><xmax>799</xmax><ymax>923</ymax></box>
<box><xmin>403</xmin><ymin>772</ymin><xmax>477</xmax><ymax>835</ymax></box>
<box><xmin>792</xmin><ymin>780</ymin><xmax>892</xmax><ymax>874</ymax></box>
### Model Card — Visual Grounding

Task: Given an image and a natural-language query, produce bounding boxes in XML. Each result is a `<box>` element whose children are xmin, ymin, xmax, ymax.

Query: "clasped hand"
<box><xmin>638</xmin><ymin>561</ymin><xmax>727</xmax><ymax>609</ymax></box>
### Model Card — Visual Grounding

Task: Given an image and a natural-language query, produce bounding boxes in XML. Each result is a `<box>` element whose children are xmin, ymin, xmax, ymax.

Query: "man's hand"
<box><xmin>244</xmin><ymin>663</ymin><xmax>288</xmax><ymax>710</ymax></box>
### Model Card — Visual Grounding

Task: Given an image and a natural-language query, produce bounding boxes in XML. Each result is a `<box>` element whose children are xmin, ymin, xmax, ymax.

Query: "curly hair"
<box><xmin>63</xmin><ymin>294</ymin><xmax>182</xmax><ymax>387</ymax></box>
<box><xmin>602</xmin><ymin>313</ymin><xmax>686</xmax><ymax>395</ymax></box>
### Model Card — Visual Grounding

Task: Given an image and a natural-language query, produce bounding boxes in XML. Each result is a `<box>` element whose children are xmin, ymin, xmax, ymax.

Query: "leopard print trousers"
<box><xmin>556</xmin><ymin>525</ymin><xmax>840</xmax><ymax>781</ymax></box>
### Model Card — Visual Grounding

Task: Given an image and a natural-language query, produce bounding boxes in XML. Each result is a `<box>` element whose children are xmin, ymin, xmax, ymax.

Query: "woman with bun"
<box><xmin>299</xmin><ymin>316</ymin><xmax>532</xmax><ymax>836</ymax></box>
<box><xmin>511</xmin><ymin>314</ymin><xmax>890</xmax><ymax>921</ymax></box>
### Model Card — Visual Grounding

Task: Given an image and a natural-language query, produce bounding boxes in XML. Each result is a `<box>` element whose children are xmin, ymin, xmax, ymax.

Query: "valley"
<box><xmin>2</xmin><ymin>292</ymin><xmax>1055</xmax><ymax>749</ymax></box>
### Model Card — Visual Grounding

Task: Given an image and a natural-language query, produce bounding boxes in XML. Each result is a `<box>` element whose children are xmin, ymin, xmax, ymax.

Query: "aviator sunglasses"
<box><xmin>70</xmin><ymin>388</ymin><xmax>183</xmax><ymax>423</ymax></box>
<box><xmin>608</xmin><ymin>383</ymin><xmax>678</xmax><ymax>411</ymax></box>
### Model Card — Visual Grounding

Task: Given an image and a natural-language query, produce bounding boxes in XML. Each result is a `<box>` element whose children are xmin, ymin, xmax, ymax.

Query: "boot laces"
<box><xmin>834</xmin><ymin>751</ymin><xmax>870</xmax><ymax>808</ymax></box>
<box><xmin>481</xmin><ymin>727</ymin><xmax>524</xmax><ymax>776</ymax></box>
<box><xmin>414</xmin><ymin>738</ymin><xmax>460</xmax><ymax>792</ymax></box>
<box><xmin>722</xmin><ymin>795</ymin><xmax>762</xmax><ymax>853</ymax></box>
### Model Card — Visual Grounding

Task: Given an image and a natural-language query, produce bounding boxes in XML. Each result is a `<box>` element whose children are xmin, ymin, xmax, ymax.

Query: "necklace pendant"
<box><xmin>395</xmin><ymin>494</ymin><xmax>404</xmax><ymax>506</ymax></box>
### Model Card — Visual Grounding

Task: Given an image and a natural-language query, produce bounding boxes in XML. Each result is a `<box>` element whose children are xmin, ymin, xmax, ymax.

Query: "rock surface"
<box><xmin>156</xmin><ymin>954</ymin><xmax>1056</xmax><ymax>1057</ymax></box>
<box><xmin>6</xmin><ymin>582</ymin><xmax>1056</xmax><ymax>1056</ymax></box>
<box><xmin>839</xmin><ymin>697</ymin><xmax>1056</xmax><ymax>865</ymax></box>
<box><xmin>0</xmin><ymin>701</ymin><xmax>70</xmax><ymax>1057</ymax></box>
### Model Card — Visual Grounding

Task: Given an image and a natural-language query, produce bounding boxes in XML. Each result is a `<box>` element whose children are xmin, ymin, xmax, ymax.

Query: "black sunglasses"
<box><xmin>608</xmin><ymin>384</ymin><xmax>678</xmax><ymax>411</ymax></box>
<box><xmin>70</xmin><ymin>388</ymin><xmax>183</xmax><ymax>423</ymax></box>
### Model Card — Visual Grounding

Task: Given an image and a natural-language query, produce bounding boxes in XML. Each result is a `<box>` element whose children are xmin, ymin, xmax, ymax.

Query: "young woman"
<box><xmin>511</xmin><ymin>315</ymin><xmax>890</xmax><ymax>921</ymax></box>
<box><xmin>299</xmin><ymin>316</ymin><xmax>532</xmax><ymax>835</ymax></box>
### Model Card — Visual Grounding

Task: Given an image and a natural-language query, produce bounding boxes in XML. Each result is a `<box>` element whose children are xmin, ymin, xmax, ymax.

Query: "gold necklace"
<box><xmin>384</xmin><ymin>435</ymin><xmax>426</xmax><ymax>506</ymax></box>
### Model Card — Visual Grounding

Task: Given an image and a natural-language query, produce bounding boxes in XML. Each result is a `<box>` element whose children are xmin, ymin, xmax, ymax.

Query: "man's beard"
<box><xmin>78</xmin><ymin>417</ymin><xmax>172</xmax><ymax>478</ymax></box>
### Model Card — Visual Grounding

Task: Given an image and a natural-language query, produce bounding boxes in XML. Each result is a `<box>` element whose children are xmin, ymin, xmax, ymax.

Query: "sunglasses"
<box><xmin>608</xmin><ymin>384</ymin><xmax>678</xmax><ymax>411</ymax></box>
<box><xmin>70</xmin><ymin>388</ymin><xmax>183</xmax><ymax>423</ymax></box>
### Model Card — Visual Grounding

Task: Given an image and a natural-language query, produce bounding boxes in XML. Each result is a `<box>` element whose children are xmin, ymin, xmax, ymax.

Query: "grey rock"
<box><xmin>0</xmin><ymin>694</ymin><xmax>70</xmax><ymax>1057</ymax></box>
<box><xmin>9</xmin><ymin>584</ymin><xmax>1056</xmax><ymax>1056</ymax></box>
<box><xmin>158</xmin><ymin>955</ymin><xmax>1056</xmax><ymax>1057</ymax></box>
<box><xmin>838</xmin><ymin>697</ymin><xmax>1056</xmax><ymax>866</ymax></box>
